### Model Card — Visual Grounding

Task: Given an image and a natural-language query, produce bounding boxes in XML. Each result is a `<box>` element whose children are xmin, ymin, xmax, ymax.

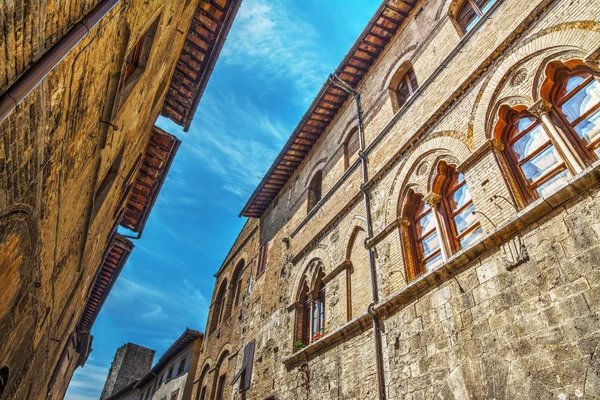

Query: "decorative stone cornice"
<box><xmin>527</xmin><ymin>98</ymin><xmax>552</xmax><ymax>117</ymax></box>
<box><xmin>456</xmin><ymin>139</ymin><xmax>504</xmax><ymax>173</ymax></box>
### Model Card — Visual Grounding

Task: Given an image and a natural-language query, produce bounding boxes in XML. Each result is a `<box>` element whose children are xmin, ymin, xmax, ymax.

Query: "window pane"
<box><xmin>573</xmin><ymin>108</ymin><xmax>600</xmax><ymax>144</ymax></box>
<box><xmin>560</xmin><ymin>79</ymin><xmax>600</xmax><ymax>123</ymax></box>
<box><xmin>425</xmin><ymin>252</ymin><xmax>443</xmax><ymax>271</ymax></box>
<box><xmin>448</xmin><ymin>183</ymin><xmax>471</xmax><ymax>212</ymax></box>
<box><xmin>422</xmin><ymin>231</ymin><xmax>440</xmax><ymax>258</ymax></box>
<box><xmin>536</xmin><ymin>169</ymin><xmax>569</xmax><ymax>197</ymax></box>
<box><xmin>458</xmin><ymin>2</ymin><xmax>477</xmax><ymax>32</ymax></box>
<box><xmin>453</xmin><ymin>203</ymin><xmax>478</xmax><ymax>235</ymax></box>
<box><xmin>516</xmin><ymin>116</ymin><xmax>537</xmax><ymax>133</ymax></box>
<box><xmin>476</xmin><ymin>0</ymin><xmax>496</xmax><ymax>14</ymax></box>
<box><xmin>408</xmin><ymin>70</ymin><xmax>418</xmax><ymax>92</ymax></box>
<box><xmin>565</xmin><ymin>75</ymin><xmax>586</xmax><ymax>94</ymax></box>
<box><xmin>397</xmin><ymin>78</ymin><xmax>411</xmax><ymax>108</ymax></box>
<box><xmin>520</xmin><ymin>145</ymin><xmax>561</xmax><ymax>183</ymax></box>
<box><xmin>459</xmin><ymin>226</ymin><xmax>483</xmax><ymax>248</ymax></box>
<box><xmin>511</xmin><ymin>124</ymin><xmax>548</xmax><ymax>161</ymax></box>
<box><xmin>416</xmin><ymin>211</ymin><xmax>435</xmax><ymax>237</ymax></box>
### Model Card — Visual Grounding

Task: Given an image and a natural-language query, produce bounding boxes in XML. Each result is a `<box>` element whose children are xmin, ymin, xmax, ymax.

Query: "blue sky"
<box><xmin>65</xmin><ymin>1</ymin><xmax>379</xmax><ymax>399</ymax></box>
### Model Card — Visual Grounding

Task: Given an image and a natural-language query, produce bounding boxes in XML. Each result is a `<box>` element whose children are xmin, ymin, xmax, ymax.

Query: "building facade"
<box><xmin>193</xmin><ymin>0</ymin><xmax>600</xmax><ymax>399</ymax></box>
<box><xmin>105</xmin><ymin>329</ymin><xmax>203</xmax><ymax>400</ymax></box>
<box><xmin>0</xmin><ymin>1</ymin><xmax>240</xmax><ymax>399</ymax></box>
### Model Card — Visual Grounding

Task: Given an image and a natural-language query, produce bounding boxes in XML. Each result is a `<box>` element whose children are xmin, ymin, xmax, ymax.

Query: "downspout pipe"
<box><xmin>0</xmin><ymin>0</ymin><xmax>121</xmax><ymax>124</ymax></box>
<box><xmin>330</xmin><ymin>74</ymin><xmax>386</xmax><ymax>400</ymax></box>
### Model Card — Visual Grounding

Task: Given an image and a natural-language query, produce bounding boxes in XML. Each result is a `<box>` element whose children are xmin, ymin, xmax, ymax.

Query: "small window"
<box><xmin>396</xmin><ymin>69</ymin><xmax>418</xmax><ymax>110</ymax></box>
<box><xmin>257</xmin><ymin>243</ymin><xmax>268</xmax><ymax>277</ymax></box>
<box><xmin>168</xmin><ymin>366</ymin><xmax>174</xmax><ymax>380</ymax></box>
<box><xmin>311</xmin><ymin>271</ymin><xmax>325</xmax><ymax>342</ymax></box>
<box><xmin>344</xmin><ymin>128</ymin><xmax>360</xmax><ymax>169</ymax></box>
<box><xmin>234</xmin><ymin>278</ymin><xmax>243</xmax><ymax>307</ymax></box>
<box><xmin>501</xmin><ymin>111</ymin><xmax>569</xmax><ymax>201</ymax></box>
<box><xmin>456</xmin><ymin>0</ymin><xmax>496</xmax><ymax>33</ymax></box>
<box><xmin>307</xmin><ymin>170</ymin><xmax>323</xmax><ymax>212</ymax></box>
<box><xmin>119</xmin><ymin>16</ymin><xmax>160</xmax><ymax>104</ymax></box>
<box><xmin>177</xmin><ymin>358</ymin><xmax>186</xmax><ymax>375</ymax></box>
<box><xmin>170</xmin><ymin>389</ymin><xmax>179</xmax><ymax>400</ymax></box>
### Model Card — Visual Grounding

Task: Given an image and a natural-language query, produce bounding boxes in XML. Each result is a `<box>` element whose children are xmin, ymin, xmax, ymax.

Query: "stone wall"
<box><xmin>0</xmin><ymin>1</ymin><xmax>198</xmax><ymax>399</ymax></box>
<box><xmin>101</xmin><ymin>343</ymin><xmax>155</xmax><ymax>400</ymax></box>
<box><xmin>193</xmin><ymin>0</ymin><xmax>600</xmax><ymax>399</ymax></box>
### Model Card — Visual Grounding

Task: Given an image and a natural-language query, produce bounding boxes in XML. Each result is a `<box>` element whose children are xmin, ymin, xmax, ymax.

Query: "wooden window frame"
<box><xmin>437</xmin><ymin>165</ymin><xmax>481</xmax><ymax>252</ymax></box>
<box><xmin>552</xmin><ymin>71</ymin><xmax>600</xmax><ymax>160</ymax></box>
<box><xmin>456</xmin><ymin>0</ymin><xmax>495</xmax><ymax>34</ymax></box>
<box><xmin>501</xmin><ymin>112</ymin><xmax>568</xmax><ymax>204</ymax></box>
<box><xmin>216</xmin><ymin>374</ymin><xmax>227</xmax><ymax>400</ymax></box>
<box><xmin>257</xmin><ymin>242</ymin><xmax>268</xmax><ymax>277</ymax></box>
<box><xmin>395</xmin><ymin>69</ymin><xmax>418</xmax><ymax>111</ymax></box>
<box><xmin>311</xmin><ymin>288</ymin><xmax>326</xmax><ymax>342</ymax></box>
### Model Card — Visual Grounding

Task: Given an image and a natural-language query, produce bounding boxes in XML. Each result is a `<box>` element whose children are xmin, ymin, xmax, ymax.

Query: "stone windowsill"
<box><xmin>283</xmin><ymin>161</ymin><xmax>600</xmax><ymax>368</ymax></box>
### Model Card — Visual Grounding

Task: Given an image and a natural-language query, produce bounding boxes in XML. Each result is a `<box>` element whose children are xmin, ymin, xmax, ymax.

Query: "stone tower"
<box><xmin>100</xmin><ymin>343</ymin><xmax>155</xmax><ymax>400</ymax></box>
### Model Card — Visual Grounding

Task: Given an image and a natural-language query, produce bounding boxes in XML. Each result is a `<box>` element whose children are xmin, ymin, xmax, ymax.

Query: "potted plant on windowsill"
<box><xmin>295</xmin><ymin>340</ymin><xmax>305</xmax><ymax>352</ymax></box>
<box><xmin>313</xmin><ymin>332</ymin><xmax>323</xmax><ymax>341</ymax></box>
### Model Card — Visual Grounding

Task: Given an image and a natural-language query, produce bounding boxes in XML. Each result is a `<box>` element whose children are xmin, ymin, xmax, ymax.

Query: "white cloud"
<box><xmin>222</xmin><ymin>0</ymin><xmax>330</xmax><ymax>103</ymax></box>
<box><xmin>65</xmin><ymin>363</ymin><xmax>109</xmax><ymax>400</ymax></box>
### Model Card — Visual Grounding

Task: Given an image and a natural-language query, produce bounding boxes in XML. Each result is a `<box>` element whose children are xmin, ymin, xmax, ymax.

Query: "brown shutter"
<box><xmin>242</xmin><ymin>340</ymin><xmax>255</xmax><ymax>390</ymax></box>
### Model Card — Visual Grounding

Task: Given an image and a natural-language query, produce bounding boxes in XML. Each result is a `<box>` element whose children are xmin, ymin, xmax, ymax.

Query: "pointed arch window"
<box><xmin>501</xmin><ymin>110</ymin><xmax>569</xmax><ymax>201</ymax></box>
<box><xmin>406</xmin><ymin>191</ymin><xmax>443</xmax><ymax>274</ymax></box>
<box><xmin>307</xmin><ymin>170</ymin><xmax>323</xmax><ymax>212</ymax></box>
<box><xmin>396</xmin><ymin>69</ymin><xmax>418</xmax><ymax>110</ymax></box>
<box><xmin>437</xmin><ymin>164</ymin><xmax>482</xmax><ymax>250</ymax></box>
<box><xmin>311</xmin><ymin>270</ymin><xmax>325</xmax><ymax>341</ymax></box>
<box><xmin>456</xmin><ymin>0</ymin><xmax>496</xmax><ymax>33</ymax></box>
<box><xmin>294</xmin><ymin>281</ymin><xmax>311</xmax><ymax>348</ymax></box>
<box><xmin>553</xmin><ymin>70</ymin><xmax>600</xmax><ymax>158</ymax></box>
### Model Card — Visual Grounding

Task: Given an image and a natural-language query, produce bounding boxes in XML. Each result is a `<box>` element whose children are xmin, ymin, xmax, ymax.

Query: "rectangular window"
<box><xmin>168</xmin><ymin>366</ymin><xmax>174</xmax><ymax>380</ymax></box>
<box><xmin>177</xmin><ymin>358</ymin><xmax>186</xmax><ymax>375</ymax></box>
<box><xmin>170</xmin><ymin>389</ymin><xmax>179</xmax><ymax>400</ymax></box>
<box><xmin>216</xmin><ymin>374</ymin><xmax>226</xmax><ymax>400</ymax></box>
<box><xmin>257</xmin><ymin>242</ymin><xmax>268</xmax><ymax>277</ymax></box>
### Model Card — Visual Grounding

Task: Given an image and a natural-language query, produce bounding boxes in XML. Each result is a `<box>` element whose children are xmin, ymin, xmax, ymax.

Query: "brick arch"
<box><xmin>343</xmin><ymin>218</ymin><xmax>367</xmax><ymax>261</ymax></box>
<box><xmin>385</xmin><ymin>134</ymin><xmax>471</xmax><ymax>225</ymax></box>
<box><xmin>208</xmin><ymin>278</ymin><xmax>228</xmax><ymax>334</ymax></box>
<box><xmin>470</xmin><ymin>23</ymin><xmax>600</xmax><ymax>148</ymax></box>
<box><xmin>381</xmin><ymin>46</ymin><xmax>418</xmax><ymax>91</ymax></box>
<box><xmin>426</xmin><ymin>154</ymin><xmax>461</xmax><ymax>194</ymax></box>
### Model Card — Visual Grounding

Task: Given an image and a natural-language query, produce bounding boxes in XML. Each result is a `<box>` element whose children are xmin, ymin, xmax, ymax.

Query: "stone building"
<box><xmin>192</xmin><ymin>0</ymin><xmax>600</xmax><ymax>399</ymax></box>
<box><xmin>103</xmin><ymin>329</ymin><xmax>203</xmax><ymax>400</ymax></box>
<box><xmin>0</xmin><ymin>1</ymin><xmax>240</xmax><ymax>399</ymax></box>
<box><xmin>100</xmin><ymin>343</ymin><xmax>156</xmax><ymax>400</ymax></box>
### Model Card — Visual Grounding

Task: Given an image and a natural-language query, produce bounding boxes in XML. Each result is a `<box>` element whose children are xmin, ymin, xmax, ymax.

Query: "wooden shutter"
<box><xmin>242</xmin><ymin>340</ymin><xmax>255</xmax><ymax>390</ymax></box>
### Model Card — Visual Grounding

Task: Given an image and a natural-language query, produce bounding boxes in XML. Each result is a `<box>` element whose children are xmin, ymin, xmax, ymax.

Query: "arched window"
<box><xmin>294</xmin><ymin>281</ymin><xmax>311</xmax><ymax>350</ymax></box>
<box><xmin>551</xmin><ymin>68</ymin><xmax>600</xmax><ymax>159</ymax></box>
<box><xmin>436</xmin><ymin>163</ymin><xmax>482</xmax><ymax>251</ymax></box>
<box><xmin>396</xmin><ymin>69</ymin><xmax>418</xmax><ymax>110</ymax></box>
<box><xmin>456</xmin><ymin>0</ymin><xmax>496</xmax><ymax>33</ymax></box>
<box><xmin>209</xmin><ymin>280</ymin><xmax>228</xmax><ymax>333</ymax></box>
<box><xmin>196</xmin><ymin>364</ymin><xmax>211</xmax><ymax>400</ymax></box>
<box><xmin>406</xmin><ymin>191</ymin><xmax>443</xmax><ymax>274</ymax></box>
<box><xmin>344</xmin><ymin>127</ymin><xmax>360</xmax><ymax>170</ymax></box>
<box><xmin>307</xmin><ymin>170</ymin><xmax>322</xmax><ymax>212</ymax></box>
<box><xmin>311</xmin><ymin>270</ymin><xmax>325</xmax><ymax>342</ymax></box>
<box><xmin>228</xmin><ymin>260</ymin><xmax>245</xmax><ymax>314</ymax></box>
<box><xmin>499</xmin><ymin>109</ymin><xmax>569</xmax><ymax>201</ymax></box>
<box><xmin>213</xmin><ymin>352</ymin><xmax>229</xmax><ymax>400</ymax></box>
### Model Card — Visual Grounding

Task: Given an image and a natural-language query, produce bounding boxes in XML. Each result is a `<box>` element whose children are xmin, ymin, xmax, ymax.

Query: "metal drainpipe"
<box><xmin>330</xmin><ymin>74</ymin><xmax>386</xmax><ymax>400</ymax></box>
<box><xmin>0</xmin><ymin>0</ymin><xmax>121</xmax><ymax>124</ymax></box>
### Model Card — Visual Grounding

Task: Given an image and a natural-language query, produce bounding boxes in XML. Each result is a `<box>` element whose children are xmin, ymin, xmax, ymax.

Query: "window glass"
<box><xmin>536</xmin><ymin>169</ymin><xmax>569</xmax><ymax>197</ymax></box>
<box><xmin>561</xmin><ymin>79</ymin><xmax>600</xmax><ymax>123</ymax></box>
<box><xmin>459</xmin><ymin>227</ymin><xmax>483</xmax><ymax>248</ymax></box>
<box><xmin>415</xmin><ymin>210</ymin><xmax>435</xmax><ymax>237</ymax></box>
<box><xmin>421</xmin><ymin>232</ymin><xmax>440</xmax><ymax>258</ymax></box>
<box><xmin>511</xmin><ymin>125</ymin><xmax>549</xmax><ymax>161</ymax></box>
<box><xmin>453</xmin><ymin>203</ymin><xmax>477</xmax><ymax>234</ymax></box>
<box><xmin>396</xmin><ymin>69</ymin><xmax>418</xmax><ymax>109</ymax></box>
<box><xmin>520</xmin><ymin>145</ymin><xmax>561</xmax><ymax>183</ymax></box>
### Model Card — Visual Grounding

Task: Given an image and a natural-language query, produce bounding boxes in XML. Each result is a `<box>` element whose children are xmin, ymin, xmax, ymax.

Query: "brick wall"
<box><xmin>193</xmin><ymin>0</ymin><xmax>600</xmax><ymax>399</ymax></box>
